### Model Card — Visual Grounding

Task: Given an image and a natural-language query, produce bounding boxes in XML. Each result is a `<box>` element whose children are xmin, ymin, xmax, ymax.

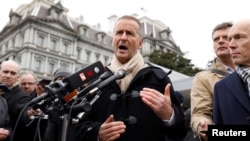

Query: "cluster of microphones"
<box><xmin>27</xmin><ymin>61</ymin><xmax>127</xmax><ymax>123</ymax></box>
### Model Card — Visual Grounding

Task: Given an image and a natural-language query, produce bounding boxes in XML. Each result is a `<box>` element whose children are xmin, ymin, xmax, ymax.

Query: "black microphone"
<box><xmin>63</xmin><ymin>61</ymin><xmax>105</xmax><ymax>92</ymax></box>
<box><xmin>88</xmin><ymin>69</ymin><xmax>126</xmax><ymax>95</ymax></box>
<box><xmin>29</xmin><ymin>92</ymin><xmax>49</xmax><ymax>105</ymax></box>
<box><xmin>28</xmin><ymin>61</ymin><xmax>105</xmax><ymax>105</ymax></box>
<box><xmin>65</xmin><ymin>102</ymin><xmax>92</xmax><ymax>114</ymax></box>
<box><xmin>29</xmin><ymin>81</ymin><xmax>66</xmax><ymax>106</ymax></box>
<box><xmin>70</xmin><ymin>71</ymin><xmax>112</xmax><ymax>102</ymax></box>
<box><xmin>71</xmin><ymin>69</ymin><xmax>126</xmax><ymax>124</ymax></box>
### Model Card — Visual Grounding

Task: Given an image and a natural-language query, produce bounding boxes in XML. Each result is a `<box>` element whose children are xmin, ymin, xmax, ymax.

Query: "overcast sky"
<box><xmin>1</xmin><ymin>0</ymin><xmax>250</xmax><ymax>69</ymax></box>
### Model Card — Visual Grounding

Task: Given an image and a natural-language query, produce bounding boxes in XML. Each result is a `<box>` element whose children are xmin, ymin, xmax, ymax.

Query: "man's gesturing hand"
<box><xmin>98</xmin><ymin>115</ymin><xmax>126</xmax><ymax>141</ymax></box>
<box><xmin>140</xmin><ymin>83</ymin><xmax>173</xmax><ymax>120</ymax></box>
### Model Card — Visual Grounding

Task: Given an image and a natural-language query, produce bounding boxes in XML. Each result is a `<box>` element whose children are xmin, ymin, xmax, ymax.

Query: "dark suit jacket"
<box><xmin>213</xmin><ymin>72</ymin><xmax>250</xmax><ymax>124</ymax></box>
<box><xmin>75</xmin><ymin>66</ymin><xmax>188</xmax><ymax>141</ymax></box>
<box><xmin>3</xmin><ymin>85</ymin><xmax>36</xmax><ymax>141</ymax></box>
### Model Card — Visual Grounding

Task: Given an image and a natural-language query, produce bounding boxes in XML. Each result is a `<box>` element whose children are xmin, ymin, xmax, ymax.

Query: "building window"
<box><xmin>52</xmin><ymin>10</ymin><xmax>58</xmax><ymax>19</ymax></box>
<box><xmin>37</xmin><ymin>35</ymin><xmax>44</xmax><ymax>47</ymax></box>
<box><xmin>86</xmin><ymin>51</ymin><xmax>91</xmax><ymax>62</ymax></box>
<box><xmin>12</xmin><ymin>39</ymin><xmax>15</xmax><ymax>48</ymax></box>
<box><xmin>16</xmin><ymin>56</ymin><xmax>21</xmax><ymax>65</ymax></box>
<box><xmin>50</xmin><ymin>8</ymin><xmax>61</xmax><ymax>19</ymax></box>
<box><xmin>79</xmin><ymin>27</ymin><xmax>85</xmax><ymax>36</ymax></box>
<box><xmin>62</xmin><ymin>43</ymin><xmax>68</xmax><ymax>54</ymax></box>
<box><xmin>104</xmin><ymin>56</ymin><xmax>109</xmax><ymax>65</ymax></box>
<box><xmin>50</xmin><ymin>39</ymin><xmax>57</xmax><ymax>50</ymax></box>
<box><xmin>35</xmin><ymin>60</ymin><xmax>42</xmax><ymax>72</ymax></box>
<box><xmin>160</xmin><ymin>28</ymin><xmax>171</xmax><ymax>40</ymax></box>
<box><xmin>48</xmin><ymin>63</ymin><xmax>55</xmax><ymax>74</ymax></box>
<box><xmin>20</xmin><ymin>34</ymin><xmax>24</xmax><ymax>47</ymax></box>
<box><xmin>96</xmin><ymin>32</ymin><xmax>106</xmax><ymax>43</ymax></box>
<box><xmin>2</xmin><ymin>45</ymin><xmax>6</xmax><ymax>53</ymax></box>
<box><xmin>160</xmin><ymin>46</ymin><xmax>164</xmax><ymax>51</ymax></box>
<box><xmin>95</xmin><ymin>53</ymin><xmax>100</xmax><ymax>61</ymax></box>
<box><xmin>6</xmin><ymin>43</ymin><xmax>9</xmax><ymax>50</ymax></box>
<box><xmin>60</xmin><ymin>62</ymin><xmax>69</xmax><ymax>70</ymax></box>
<box><xmin>0</xmin><ymin>45</ymin><xmax>3</xmax><ymax>54</ymax></box>
<box><xmin>76</xmin><ymin>48</ymin><xmax>81</xmax><ymax>59</ymax></box>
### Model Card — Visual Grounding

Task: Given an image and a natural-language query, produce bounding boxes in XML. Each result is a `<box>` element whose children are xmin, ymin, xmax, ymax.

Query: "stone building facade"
<box><xmin>0</xmin><ymin>0</ymin><xmax>184</xmax><ymax>81</ymax></box>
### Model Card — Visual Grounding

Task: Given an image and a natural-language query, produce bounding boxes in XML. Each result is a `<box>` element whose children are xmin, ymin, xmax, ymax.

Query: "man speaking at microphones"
<box><xmin>75</xmin><ymin>15</ymin><xmax>188</xmax><ymax>141</ymax></box>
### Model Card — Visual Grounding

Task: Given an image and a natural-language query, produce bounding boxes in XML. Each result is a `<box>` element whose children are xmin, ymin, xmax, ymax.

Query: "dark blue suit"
<box><xmin>213</xmin><ymin>72</ymin><xmax>250</xmax><ymax>124</ymax></box>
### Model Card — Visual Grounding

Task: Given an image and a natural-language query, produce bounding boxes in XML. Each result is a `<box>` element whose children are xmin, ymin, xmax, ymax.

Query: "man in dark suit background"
<box><xmin>0</xmin><ymin>83</ymin><xmax>11</xmax><ymax>141</ymax></box>
<box><xmin>0</xmin><ymin>60</ymin><xmax>35</xmax><ymax>141</ymax></box>
<box><xmin>213</xmin><ymin>19</ymin><xmax>250</xmax><ymax>124</ymax></box>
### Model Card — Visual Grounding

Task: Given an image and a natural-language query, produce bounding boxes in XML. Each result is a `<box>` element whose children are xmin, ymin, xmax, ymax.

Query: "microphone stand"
<box><xmin>44</xmin><ymin>76</ymin><xmax>109</xmax><ymax>140</ymax></box>
<box><xmin>43</xmin><ymin>106</ymin><xmax>61</xmax><ymax>141</ymax></box>
<box><xmin>72</xmin><ymin>90</ymin><xmax>104</xmax><ymax>124</ymax></box>
<box><xmin>60</xmin><ymin>89</ymin><xmax>104</xmax><ymax>140</ymax></box>
<box><xmin>89</xmin><ymin>90</ymin><xmax>103</xmax><ymax>105</ymax></box>
<box><xmin>43</xmin><ymin>103</ymin><xmax>73</xmax><ymax>141</ymax></box>
<box><xmin>61</xmin><ymin>113</ymin><xmax>69</xmax><ymax>141</ymax></box>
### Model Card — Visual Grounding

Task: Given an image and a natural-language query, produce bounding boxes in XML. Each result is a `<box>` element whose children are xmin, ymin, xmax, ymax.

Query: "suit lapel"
<box><xmin>225</xmin><ymin>72</ymin><xmax>250</xmax><ymax>112</ymax></box>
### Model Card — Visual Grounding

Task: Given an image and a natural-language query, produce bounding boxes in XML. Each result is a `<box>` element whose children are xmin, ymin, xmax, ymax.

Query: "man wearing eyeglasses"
<box><xmin>20</xmin><ymin>72</ymin><xmax>38</xmax><ymax>95</ymax></box>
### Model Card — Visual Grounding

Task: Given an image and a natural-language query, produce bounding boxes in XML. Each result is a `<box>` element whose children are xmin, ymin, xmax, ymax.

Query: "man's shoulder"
<box><xmin>146</xmin><ymin>63</ymin><xmax>171</xmax><ymax>79</ymax></box>
<box><xmin>195</xmin><ymin>66</ymin><xmax>228</xmax><ymax>76</ymax></box>
<box><xmin>0</xmin><ymin>96</ymin><xmax>7</xmax><ymax>107</ymax></box>
<box><xmin>11</xmin><ymin>85</ymin><xmax>31</xmax><ymax>98</ymax></box>
<box><xmin>193</xmin><ymin>68</ymin><xmax>224</xmax><ymax>84</ymax></box>
<box><xmin>194</xmin><ymin>69</ymin><xmax>214</xmax><ymax>77</ymax></box>
<box><xmin>216</xmin><ymin>71</ymin><xmax>238</xmax><ymax>84</ymax></box>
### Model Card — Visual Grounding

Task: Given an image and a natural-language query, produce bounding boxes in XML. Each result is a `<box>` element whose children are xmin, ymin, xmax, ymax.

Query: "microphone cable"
<box><xmin>9</xmin><ymin>103</ymin><xmax>32</xmax><ymax>141</ymax></box>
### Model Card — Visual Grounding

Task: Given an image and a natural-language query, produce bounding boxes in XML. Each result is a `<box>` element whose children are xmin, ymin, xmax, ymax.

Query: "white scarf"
<box><xmin>109</xmin><ymin>52</ymin><xmax>148</xmax><ymax>92</ymax></box>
